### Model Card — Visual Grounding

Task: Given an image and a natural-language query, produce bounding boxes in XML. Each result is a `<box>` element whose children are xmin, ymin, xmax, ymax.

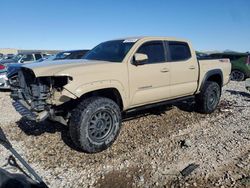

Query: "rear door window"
<box><xmin>136</xmin><ymin>41</ymin><xmax>166</xmax><ymax>64</ymax></box>
<box><xmin>168</xmin><ymin>41</ymin><xmax>191</xmax><ymax>61</ymax></box>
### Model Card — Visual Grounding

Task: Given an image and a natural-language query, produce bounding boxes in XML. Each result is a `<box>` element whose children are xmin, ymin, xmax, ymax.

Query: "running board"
<box><xmin>126</xmin><ymin>95</ymin><xmax>194</xmax><ymax>113</ymax></box>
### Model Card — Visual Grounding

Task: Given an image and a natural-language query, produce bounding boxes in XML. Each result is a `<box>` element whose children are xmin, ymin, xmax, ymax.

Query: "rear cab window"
<box><xmin>167</xmin><ymin>41</ymin><xmax>191</xmax><ymax>62</ymax></box>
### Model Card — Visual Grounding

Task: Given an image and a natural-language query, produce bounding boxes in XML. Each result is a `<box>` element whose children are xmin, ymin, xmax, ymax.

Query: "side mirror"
<box><xmin>134</xmin><ymin>53</ymin><xmax>148</xmax><ymax>65</ymax></box>
<box><xmin>20</xmin><ymin>59</ymin><xmax>24</xmax><ymax>63</ymax></box>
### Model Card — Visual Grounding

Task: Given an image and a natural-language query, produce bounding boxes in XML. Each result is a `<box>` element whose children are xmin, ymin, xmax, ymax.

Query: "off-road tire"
<box><xmin>195</xmin><ymin>81</ymin><xmax>221</xmax><ymax>114</ymax></box>
<box><xmin>69</xmin><ymin>97</ymin><xmax>122</xmax><ymax>153</ymax></box>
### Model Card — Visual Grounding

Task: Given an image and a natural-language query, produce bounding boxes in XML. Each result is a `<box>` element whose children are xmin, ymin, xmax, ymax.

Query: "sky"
<box><xmin>0</xmin><ymin>0</ymin><xmax>249</xmax><ymax>52</ymax></box>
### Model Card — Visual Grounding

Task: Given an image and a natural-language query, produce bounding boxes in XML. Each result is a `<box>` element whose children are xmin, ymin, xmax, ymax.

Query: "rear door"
<box><xmin>166</xmin><ymin>41</ymin><xmax>199</xmax><ymax>98</ymax></box>
<box><xmin>128</xmin><ymin>40</ymin><xmax>171</xmax><ymax>107</ymax></box>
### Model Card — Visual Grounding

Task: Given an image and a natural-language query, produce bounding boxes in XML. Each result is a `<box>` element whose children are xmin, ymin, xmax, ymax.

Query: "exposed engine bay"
<box><xmin>9</xmin><ymin>68</ymin><xmax>72</xmax><ymax>123</ymax></box>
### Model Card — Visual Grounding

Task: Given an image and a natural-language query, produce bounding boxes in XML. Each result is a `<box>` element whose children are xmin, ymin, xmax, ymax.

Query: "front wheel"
<box><xmin>69</xmin><ymin>97</ymin><xmax>122</xmax><ymax>153</ymax></box>
<box><xmin>195</xmin><ymin>81</ymin><xmax>221</xmax><ymax>114</ymax></box>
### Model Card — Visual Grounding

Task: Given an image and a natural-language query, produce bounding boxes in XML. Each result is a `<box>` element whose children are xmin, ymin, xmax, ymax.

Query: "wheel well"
<box><xmin>80</xmin><ymin>88</ymin><xmax>123</xmax><ymax>110</ymax></box>
<box><xmin>207</xmin><ymin>74</ymin><xmax>222</xmax><ymax>88</ymax></box>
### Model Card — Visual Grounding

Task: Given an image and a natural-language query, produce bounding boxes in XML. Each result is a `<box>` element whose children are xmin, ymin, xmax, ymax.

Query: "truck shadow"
<box><xmin>16</xmin><ymin>100</ymin><xmax>196</xmax><ymax>152</ymax></box>
<box><xmin>16</xmin><ymin>118</ymin><xmax>83</xmax><ymax>152</ymax></box>
<box><xmin>226</xmin><ymin>89</ymin><xmax>250</xmax><ymax>99</ymax></box>
<box><xmin>122</xmin><ymin>106</ymin><xmax>172</xmax><ymax>122</ymax></box>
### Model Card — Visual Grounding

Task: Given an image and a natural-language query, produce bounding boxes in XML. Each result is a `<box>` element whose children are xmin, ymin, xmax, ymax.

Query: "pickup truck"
<box><xmin>9</xmin><ymin>37</ymin><xmax>231</xmax><ymax>153</ymax></box>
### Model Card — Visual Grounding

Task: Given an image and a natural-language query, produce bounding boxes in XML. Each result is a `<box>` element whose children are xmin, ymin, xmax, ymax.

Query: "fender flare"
<box><xmin>200</xmin><ymin>69</ymin><xmax>223</xmax><ymax>91</ymax></box>
<box><xmin>73</xmin><ymin>80</ymin><xmax>129</xmax><ymax>109</ymax></box>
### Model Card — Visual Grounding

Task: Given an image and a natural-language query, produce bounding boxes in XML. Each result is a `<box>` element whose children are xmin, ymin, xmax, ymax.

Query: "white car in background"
<box><xmin>0</xmin><ymin>52</ymin><xmax>44</xmax><ymax>64</ymax></box>
<box><xmin>0</xmin><ymin>52</ymin><xmax>45</xmax><ymax>89</ymax></box>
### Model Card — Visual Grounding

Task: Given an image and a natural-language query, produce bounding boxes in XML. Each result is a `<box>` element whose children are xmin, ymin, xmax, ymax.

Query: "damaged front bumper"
<box><xmin>12</xmin><ymin>100</ymin><xmax>49</xmax><ymax>121</ymax></box>
<box><xmin>9</xmin><ymin>68</ymin><xmax>74</xmax><ymax>122</ymax></box>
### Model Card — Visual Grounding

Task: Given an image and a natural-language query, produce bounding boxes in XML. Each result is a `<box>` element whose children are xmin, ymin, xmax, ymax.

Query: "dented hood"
<box><xmin>22</xmin><ymin>59</ymin><xmax>114</xmax><ymax>77</ymax></box>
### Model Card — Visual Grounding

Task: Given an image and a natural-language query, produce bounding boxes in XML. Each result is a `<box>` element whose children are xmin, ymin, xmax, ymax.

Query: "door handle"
<box><xmin>189</xmin><ymin>65</ymin><xmax>196</xmax><ymax>70</ymax></box>
<box><xmin>161</xmin><ymin>68</ymin><xmax>170</xmax><ymax>73</ymax></box>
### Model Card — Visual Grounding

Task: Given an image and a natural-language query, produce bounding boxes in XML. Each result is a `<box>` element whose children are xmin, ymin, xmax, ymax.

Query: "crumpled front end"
<box><xmin>9</xmin><ymin>68</ymin><xmax>74</xmax><ymax>122</ymax></box>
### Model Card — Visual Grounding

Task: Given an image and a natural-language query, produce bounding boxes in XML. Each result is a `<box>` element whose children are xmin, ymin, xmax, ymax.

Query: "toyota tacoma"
<box><xmin>9</xmin><ymin>37</ymin><xmax>231</xmax><ymax>153</ymax></box>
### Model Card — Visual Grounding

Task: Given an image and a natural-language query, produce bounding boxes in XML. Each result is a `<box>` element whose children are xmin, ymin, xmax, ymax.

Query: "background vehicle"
<box><xmin>0</xmin><ymin>53</ymin><xmax>3</xmax><ymax>61</ymax></box>
<box><xmin>1</xmin><ymin>50</ymin><xmax>89</xmax><ymax>89</ymax></box>
<box><xmin>208</xmin><ymin>52</ymin><xmax>250</xmax><ymax>81</ymax></box>
<box><xmin>0</xmin><ymin>52</ymin><xmax>44</xmax><ymax>65</ymax></box>
<box><xmin>53</xmin><ymin>50</ymin><xmax>89</xmax><ymax>60</ymax></box>
<box><xmin>9</xmin><ymin>37</ymin><xmax>231</xmax><ymax>153</ymax></box>
<box><xmin>0</xmin><ymin>52</ymin><xmax>46</xmax><ymax>89</ymax></box>
<box><xmin>37</xmin><ymin>50</ymin><xmax>89</xmax><ymax>63</ymax></box>
<box><xmin>0</xmin><ymin>66</ymin><xmax>9</xmax><ymax>89</ymax></box>
<box><xmin>196</xmin><ymin>51</ymin><xmax>209</xmax><ymax>59</ymax></box>
<box><xmin>0</xmin><ymin>54</ymin><xmax>15</xmax><ymax>62</ymax></box>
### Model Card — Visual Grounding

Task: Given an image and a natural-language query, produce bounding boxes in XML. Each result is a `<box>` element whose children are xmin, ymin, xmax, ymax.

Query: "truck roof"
<box><xmin>114</xmin><ymin>36</ymin><xmax>189</xmax><ymax>42</ymax></box>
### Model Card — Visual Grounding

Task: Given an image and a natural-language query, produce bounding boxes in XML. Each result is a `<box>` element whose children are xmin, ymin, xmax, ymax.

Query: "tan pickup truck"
<box><xmin>9</xmin><ymin>37</ymin><xmax>231</xmax><ymax>153</ymax></box>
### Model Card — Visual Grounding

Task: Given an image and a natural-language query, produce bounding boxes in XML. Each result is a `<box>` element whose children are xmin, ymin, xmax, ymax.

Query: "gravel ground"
<box><xmin>0</xmin><ymin>81</ymin><xmax>249</xmax><ymax>187</ymax></box>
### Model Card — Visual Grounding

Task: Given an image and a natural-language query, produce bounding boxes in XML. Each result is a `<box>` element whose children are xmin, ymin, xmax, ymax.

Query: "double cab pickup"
<box><xmin>9</xmin><ymin>37</ymin><xmax>231</xmax><ymax>153</ymax></box>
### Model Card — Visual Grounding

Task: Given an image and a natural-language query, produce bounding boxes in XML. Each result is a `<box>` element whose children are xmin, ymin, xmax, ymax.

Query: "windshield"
<box><xmin>84</xmin><ymin>40</ymin><xmax>136</xmax><ymax>62</ymax></box>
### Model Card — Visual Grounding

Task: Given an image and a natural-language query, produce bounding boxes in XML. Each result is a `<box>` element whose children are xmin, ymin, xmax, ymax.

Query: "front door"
<box><xmin>128</xmin><ymin>41</ymin><xmax>171</xmax><ymax>107</ymax></box>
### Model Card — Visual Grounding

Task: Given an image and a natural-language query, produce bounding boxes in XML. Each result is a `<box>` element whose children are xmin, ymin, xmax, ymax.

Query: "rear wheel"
<box><xmin>69</xmin><ymin>97</ymin><xmax>122</xmax><ymax>153</ymax></box>
<box><xmin>195</xmin><ymin>81</ymin><xmax>221</xmax><ymax>114</ymax></box>
<box><xmin>231</xmin><ymin>70</ymin><xmax>245</xmax><ymax>81</ymax></box>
